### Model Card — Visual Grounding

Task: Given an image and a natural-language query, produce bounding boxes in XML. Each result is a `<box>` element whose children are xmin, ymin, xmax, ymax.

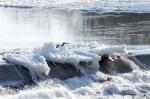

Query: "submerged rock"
<box><xmin>0</xmin><ymin>60</ymin><xmax>33</xmax><ymax>87</ymax></box>
<box><xmin>99</xmin><ymin>55</ymin><xmax>133</xmax><ymax>74</ymax></box>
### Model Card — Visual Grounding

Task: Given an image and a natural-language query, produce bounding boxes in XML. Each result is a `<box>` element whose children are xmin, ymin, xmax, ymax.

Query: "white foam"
<box><xmin>0</xmin><ymin>0</ymin><xmax>150</xmax><ymax>13</ymax></box>
<box><xmin>1</xmin><ymin>70</ymin><xmax>149</xmax><ymax>99</ymax></box>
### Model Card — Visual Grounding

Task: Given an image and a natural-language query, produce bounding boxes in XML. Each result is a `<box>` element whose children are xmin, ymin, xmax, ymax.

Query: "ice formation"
<box><xmin>38</xmin><ymin>42</ymin><xmax>127</xmax><ymax>72</ymax></box>
<box><xmin>3</xmin><ymin>42</ymin><xmax>128</xmax><ymax>79</ymax></box>
<box><xmin>3</xmin><ymin>53</ymin><xmax>50</xmax><ymax>80</ymax></box>
<box><xmin>0</xmin><ymin>42</ymin><xmax>150</xmax><ymax>98</ymax></box>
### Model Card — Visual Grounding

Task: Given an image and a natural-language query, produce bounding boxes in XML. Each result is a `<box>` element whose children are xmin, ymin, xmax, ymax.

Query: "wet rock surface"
<box><xmin>0</xmin><ymin>61</ymin><xmax>33</xmax><ymax>87</ymax></box>
<box><xmin>99</xmin><ymin>55</ymin><xmax>133</xmax><ymax>74</ymax></box>
<box><xmin>0</xmin><ymin>59</ymin><xmax>82</xmax><ymax>87</ymax></box>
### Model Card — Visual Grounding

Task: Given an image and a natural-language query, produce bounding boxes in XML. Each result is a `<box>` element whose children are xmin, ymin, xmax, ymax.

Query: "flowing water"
<box><xmin>0</xmin><ymin>0</ymin><xmax>150</xmax><ymax>99</ymax></box>
<box><xmin>0</xmin><ymin>8</ymin><xmax>150</xmax><ymax>49</ymax></box>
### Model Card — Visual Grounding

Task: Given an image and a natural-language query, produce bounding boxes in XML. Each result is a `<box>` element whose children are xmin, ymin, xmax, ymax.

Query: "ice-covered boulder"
<box><xmin>99</xmin><ymin>55</ymin><xmax>134</xmax><ymax>74</ymax></box>
<box><xmin>0</xmin><ymin>59</ymin><xmax>32</xmax><ymax>87</ymax></box>
<box><xmin>3</xmin><ymin>53</ymin><xmax>50</xmax><ymax>81</ymax></box>
<box><xmin>38</xmin><ymin>42</ymin><xmax>128</xmax><ymax>73</ymax></box>
<box><xmin>0</xmin><ymin>42</ymin><xmax>139</xmax><ymax>85</ymax></box>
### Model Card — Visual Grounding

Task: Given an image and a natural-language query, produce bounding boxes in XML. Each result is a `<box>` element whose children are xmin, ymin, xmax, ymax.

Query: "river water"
<box><xmin>0</xmin><ymin>8</ymin><xmax>150</xmax><ymax>49</ymax></box>
<box><xmin>0</xmin><ymin>0</ymin><xmax>150</xmax><ymax>98</ymax></box>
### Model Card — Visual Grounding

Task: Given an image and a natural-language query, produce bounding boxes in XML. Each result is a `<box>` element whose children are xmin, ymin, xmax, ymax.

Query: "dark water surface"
<box><xmin>0</xmin><ymin>8</ymin><xmax>150</xmax><ymax>49</ymax></box>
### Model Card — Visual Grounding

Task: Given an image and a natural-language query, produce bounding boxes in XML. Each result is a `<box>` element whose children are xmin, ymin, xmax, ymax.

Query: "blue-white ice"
<box><xmin>0</xmin><ymin>0</ymin><xmax>150</xmax><ymax>13</ymax></box>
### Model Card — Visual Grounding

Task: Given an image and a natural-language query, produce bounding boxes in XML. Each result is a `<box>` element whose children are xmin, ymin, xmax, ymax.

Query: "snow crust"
<box><xmin>0</xmin><ymin>0</ymin><xmax>150</xmax><ymax>13</ymax></box>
